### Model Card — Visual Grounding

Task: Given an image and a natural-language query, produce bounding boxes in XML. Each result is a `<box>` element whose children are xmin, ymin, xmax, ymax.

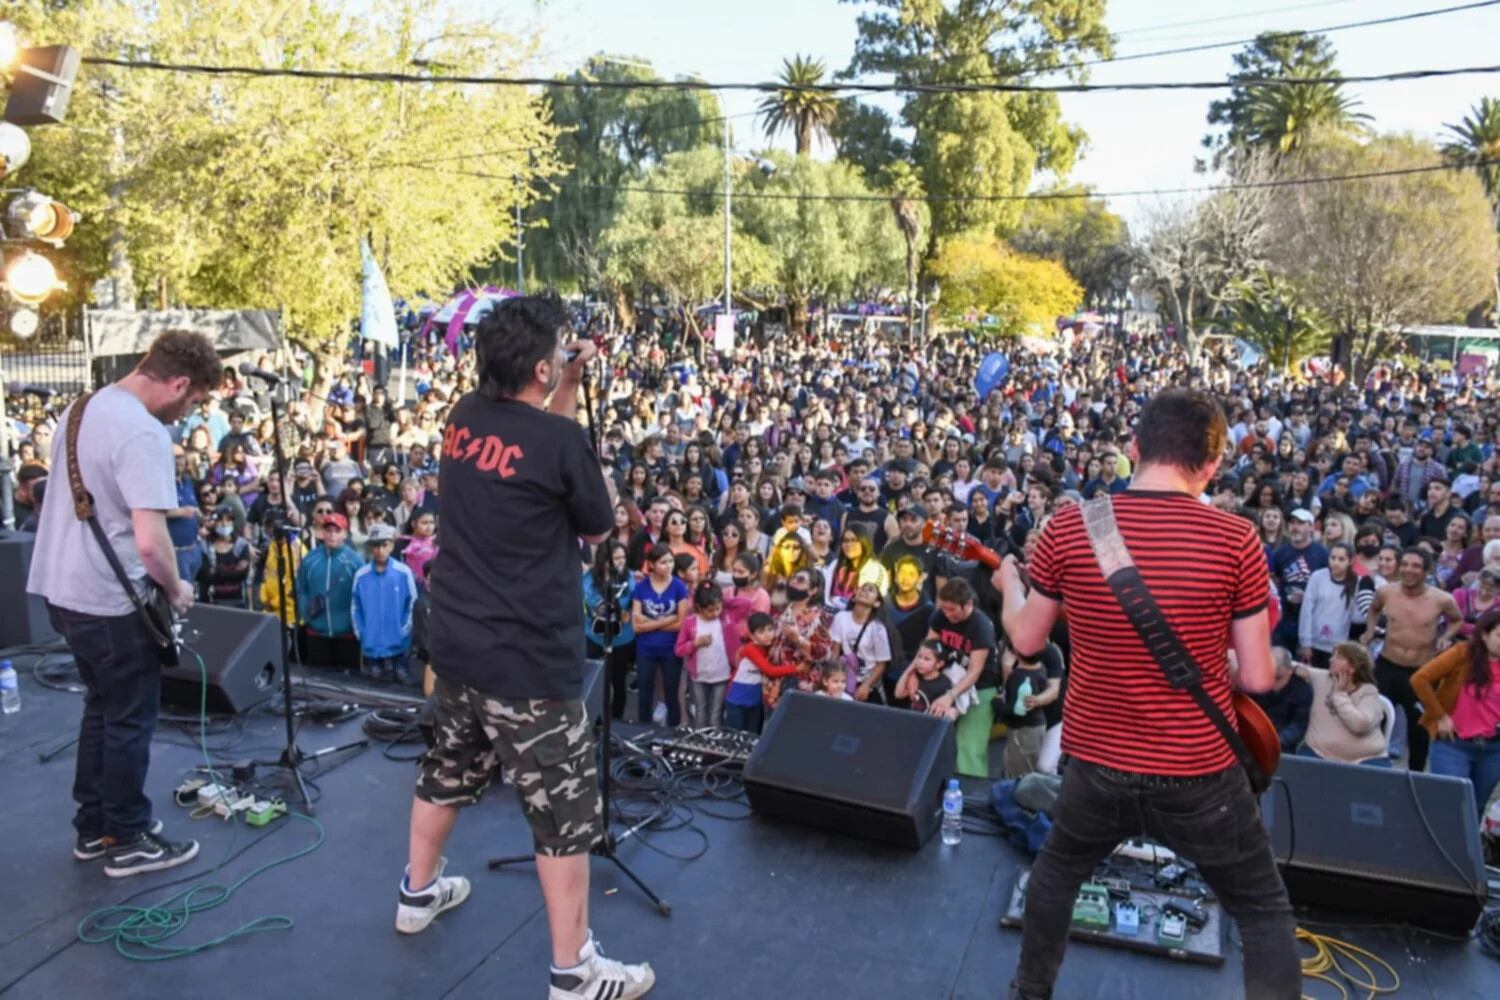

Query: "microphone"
<box><xmin>238</xmin><ymin>361</ymin><xmax>287</xmax><ymax>384</ymax></box>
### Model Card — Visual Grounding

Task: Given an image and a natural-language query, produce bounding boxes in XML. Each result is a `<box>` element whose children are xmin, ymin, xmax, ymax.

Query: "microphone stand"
<box><xmin>487</xmin><ymin>361</ymin><xmax>671</xmax><ymax>917</ymax></box>
<box><xmin>243</xmin><ymin>370</ymin><xmax>367</xmax><ymax>814</ymax></box>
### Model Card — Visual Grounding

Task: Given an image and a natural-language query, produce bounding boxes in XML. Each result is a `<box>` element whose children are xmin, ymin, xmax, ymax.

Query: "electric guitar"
<box><xmin>921</xmin><ymin>518</ymin><xmax>1280</xmax><ymax>788</ymax></box>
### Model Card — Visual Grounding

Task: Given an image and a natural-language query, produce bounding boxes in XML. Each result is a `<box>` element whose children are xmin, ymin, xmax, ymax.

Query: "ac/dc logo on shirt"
<box><xmin>442</xmin><ymin>424</ymin><xmax>525</xmax><ymax>479</ymax></box>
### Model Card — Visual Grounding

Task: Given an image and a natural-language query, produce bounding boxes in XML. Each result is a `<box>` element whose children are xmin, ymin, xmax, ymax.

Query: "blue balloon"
<box><xmin>975</xmin><ymin>351</ymin><xmax>1010</xmax><ymax>399</ymax></box>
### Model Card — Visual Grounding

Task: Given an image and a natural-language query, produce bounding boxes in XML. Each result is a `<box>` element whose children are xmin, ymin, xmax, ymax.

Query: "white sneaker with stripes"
<box><xmin>548</xmin><ymin>934</ymin><xmax>655</xmax><ymax>1000</ymax></box>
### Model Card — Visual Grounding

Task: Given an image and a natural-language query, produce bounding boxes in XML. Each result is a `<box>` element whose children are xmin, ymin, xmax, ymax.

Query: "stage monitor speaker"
<box><xmin>1259</xmin><ymin>755</ymin><xmax>1487</xmax><ymax>933</ymax></box>
<box><xmin>5</xmin><ymin>45</ymin><xmax>82</xmax><ymax>125</ymax></box>
<box><xmin>162</xmin><ymin>606</ymin><xmax>282</xmax><ymax>715</ymax></box>
<box><xmin>0</xmin><ymin>531</ymin><xmax>59</xmax><ymax>648</ymax></box>
<box><xmin>743</xmin><ymin>691</ymin><xmax>956</xmax><ymax>850</ymax></box>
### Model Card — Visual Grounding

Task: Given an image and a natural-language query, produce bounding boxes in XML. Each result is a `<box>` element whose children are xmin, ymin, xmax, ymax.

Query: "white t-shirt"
<box><xmin>694</xmin><ymin>617</ymin><xmax>732</xmax><ymax>684</ymax></box>
<box><xmin>828</xmin><ymin>610</ymin><xmax>892</xmax><ymax>681</ymax></box>
<box><xmin>29</xmin><ymin>385</ymin><xmax>176</xmax><ymax>616</ymax></box>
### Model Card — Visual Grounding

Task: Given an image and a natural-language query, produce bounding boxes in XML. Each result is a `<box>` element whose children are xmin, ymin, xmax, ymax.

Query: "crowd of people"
<box><xmin>5</xmin><ymin>305</ymin><xmax>1500</xmax><ymax>812</ymax></box>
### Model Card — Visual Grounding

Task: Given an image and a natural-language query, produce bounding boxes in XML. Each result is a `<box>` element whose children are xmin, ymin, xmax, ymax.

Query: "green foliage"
<box><xmin>843</xmin><ymin>0</ymin><xmax>1110</xmax><ymax>243</ymax></box>
<box><xmin>927</xmin><ymin>234</ymin><xmax>1081</xmax><ymax>337</ymax></box>
<box><xmin>1443</xmin><ymin>97</ymin><xmax>1500</xmax><ymax>211</ymax></box>
<box><xmin>1010</xmin><ymin>188</ymin><xmax>1131</xmax><ymax>302</ymax></box>
<box><xmin>14</xmin><ymin>0</ymin><xmax>559</xmax><ymax>343</ymax></box>
<box><xmin>1267</xmin><ymin>134</ymin><xmax>1500</xmax><ymax>376</ymax></box>
<box><xmin>530</xmin><ymin>54</ymin><xmax>724</xmax><ymax>292</ymax></box>
<box><xmin>828</xmin><ymin>99</ymin><xmax>907</xmax><ymax>183</ymax></box>
<box><xmin>1221</xmin><ymin>270</ymin><xmax>1329</xmax><ymax>370</ymax></box>
<box><xmin>757</xmin><ymin>55</ymin><xmax>840</xmax><ymax>157</ymax></box>
<box><xmin>1241</xmin><ymin>66</ymin><xmax>1370</xmax><ymax>157</ymax></box>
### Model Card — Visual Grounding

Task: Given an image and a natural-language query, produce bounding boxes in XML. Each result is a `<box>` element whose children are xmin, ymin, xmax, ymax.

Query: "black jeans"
<box><xmin>586</xmin><ymin>637</ymin><xmax>637</xmax><ymax>721</ymax></box>
<box><xmin>48</xmin><ymin>604</ymin><xmax>161</xmax><ymax>840</ymax></box>
<box><xmin>1375</xmin><ymin>656</ymin><xmax>1429</xmax><ymax>772</ymax></box>
<box><xmin>1012</xmin><ymin>760</ymin><xmax>1300</xmax><ymax>1000</ymax></box>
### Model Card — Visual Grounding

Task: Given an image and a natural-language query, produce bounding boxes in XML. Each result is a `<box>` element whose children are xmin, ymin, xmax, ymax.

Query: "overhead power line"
<box><xmin>1111</xmin><ymin>0</ymin><xmax>1359</xmax><ymax>38</ymax></box>
<box><xmin>417</xmin><ymin>157</ymin><xmax>1499</xmax><ymax>204</ymax></box>
<box><xmin>78</xmin><ymin>55</ymin><xmax>1500</xmax><ymax>94</ymax></box>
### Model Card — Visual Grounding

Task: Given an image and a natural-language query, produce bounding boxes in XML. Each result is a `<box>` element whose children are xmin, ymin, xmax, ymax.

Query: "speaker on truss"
<box><xmin>5</xmin><ymin>45</ymin><xmax>82</xmax><ymax>126</ymax></box>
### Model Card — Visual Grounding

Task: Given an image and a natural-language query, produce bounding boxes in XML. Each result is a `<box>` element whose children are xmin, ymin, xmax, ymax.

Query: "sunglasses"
<box><xmin>314</xmin><ymin>507</ymin><xmax>334</xmax><ymax>515</ymax></box>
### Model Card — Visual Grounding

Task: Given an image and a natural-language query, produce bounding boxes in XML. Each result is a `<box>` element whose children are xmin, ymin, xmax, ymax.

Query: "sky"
<box><xmin>486</xmin><ymin>0</ymin><xmax>1500</xmax><ymax>228</ymax></box>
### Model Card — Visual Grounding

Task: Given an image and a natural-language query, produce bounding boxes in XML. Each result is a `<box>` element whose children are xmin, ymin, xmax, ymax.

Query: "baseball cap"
<box><xmin>367</xmin><ymin>523</ymin><xmax>398</xmax><ymax>543</ymax></box>
<box><xmin>899</xmin><ymin>503</ymin><xmax>929</xmax><ymax>521</ymax></box>
<box><xmin>1289</xmin><ymin>508</ymin><xmax>1315</xmax><ymax>524</ymax></box>
<box><xmin>322</xmin><ymin>513</ymin><xmax>349</xmax><ymax>530</ymax></box>
<box><xmin>294</xmin><ymin>460</ymin><xmax>316</xmax><ymax>476</ymax></box>
<box><xmin>786</xmin><ymin>478</ymin><xmax>809</xmax><ymax>495</ymax></box>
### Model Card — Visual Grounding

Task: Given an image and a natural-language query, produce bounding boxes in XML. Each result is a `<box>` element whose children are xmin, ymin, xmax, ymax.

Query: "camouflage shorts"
<box><xmin>416</xmin><ymin>674</ymin><xmax>602</xmax><ymax>857</ymax></box>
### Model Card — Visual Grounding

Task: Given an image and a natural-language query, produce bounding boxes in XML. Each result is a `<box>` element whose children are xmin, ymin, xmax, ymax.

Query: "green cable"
<box><xmin>75</xmin><ymin>648</ymin><xmax>327</xmax><ymax>961</ymax></box>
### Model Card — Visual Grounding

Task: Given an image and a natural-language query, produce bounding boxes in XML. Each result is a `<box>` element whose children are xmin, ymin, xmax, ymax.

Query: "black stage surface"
<box><xmin>2</xmin><ymin>665</ymin><xmax>1494</xmax><ymax>1000</ymax></box>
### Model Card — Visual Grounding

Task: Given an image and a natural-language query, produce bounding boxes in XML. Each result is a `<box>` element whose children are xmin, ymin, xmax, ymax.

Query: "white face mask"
<box><xmin>215</xmin><ymin>524</ymin><xmax>234</xmax><ymax>538</ymax></box>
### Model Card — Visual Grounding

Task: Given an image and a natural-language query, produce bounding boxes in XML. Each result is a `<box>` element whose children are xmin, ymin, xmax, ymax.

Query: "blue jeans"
<box><xmin>636</xmin><ymin>653</ymin><xmax>682</xmax><ymax>727</ymax></box>
<box><xmin>1429</xmin><ymin>737</ymin><xmax>1500</xmax><ymax>813</ymax></box>
<box><xmin>363</xmin><ymin>651</ymin><xmax>416</xmax><ymax>686</ymax></box>
<box><xmin>47</xmin><ymin>603</ymin><xmax>160</xmax><ymax>840</ymax></box>
<box><xmin>724</xmin><ymin>701</ymin><xmax>763</xmax><ymax>735</ymax></box>
<box><xmin>1294</xmin><ymin>744</ymin><xmax>1392</xmax><ymax>767</ymax></box>
<box><xmin>176</xmin><ymin>546</ymin><xmax>203</xmax><ymax>590</ymax></box>
<box><xmin>1011</xmin><ymin>760</ymin><xmax>1300</xmax><ymax>1000</ymax></box>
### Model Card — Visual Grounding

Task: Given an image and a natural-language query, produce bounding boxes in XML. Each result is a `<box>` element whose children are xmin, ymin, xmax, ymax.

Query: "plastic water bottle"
<box><xmin>1011</xmin><ymin>677</ymin><xmax>1034</xmax><ymax>717</ymax></box>
<box><xmin>0</xmin><ymin>660</ymin><xmax>19</xmax><ymax>715</ymax></box>
<box><xmin>941</xmin><ymin>778</ymin><xmax>963</xmax><ymax>846</ymax></box>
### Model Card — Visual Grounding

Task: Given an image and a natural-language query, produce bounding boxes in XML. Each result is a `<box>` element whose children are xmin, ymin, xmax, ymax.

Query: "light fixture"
<box><xmin>0</xmin><ymin>121</ymin><xmax>29</xmax><ymax>177</ymax></box>
<box><xmin>8</xmin><ymin>305</ymin><xmax>37</xmax><ymax>339</ymax></box>
<box><xmin>8</xmin><ymin>190</ymin><xmax>74</xmax><ymax>243</ymax></box>
<box><xmin>0</xmin><ymin>22</ymin><xmax>19</xmax><ymax>76</ymax></box>
<box><xmin>5</xmin><ymin>250</ymin><xmax>63</xmax><ymax>305</ymax></box>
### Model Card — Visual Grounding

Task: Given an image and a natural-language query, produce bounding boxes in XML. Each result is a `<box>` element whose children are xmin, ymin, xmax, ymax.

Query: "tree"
<box><xmin>14</xmin><ymin>0</ymin><xmax>558</xmax><ymax>346</ymax></box>
<box><xmin>756</xmin><ymin>55</ymin><xmax>840</xmax><ymax>156</ymax></box>
<box><xmin>529</xmin><ymin>55</ymin><xmax>723</xmax><ymax>293</ymax></box>
<box><xmin>1241</xmin><ymin>66</ymin><xmax>1370</xmax><ymax>157</ymax></box>
<box><xmin>828</xmin><ymin>99</ymin><xmax>907</xmax><ymax>183</ymax></box>
<box><xmin>1222</xmin><ymin>270</ymin><xmax>1330</xmax><ymax>371</ymax></box>
<box><xmin>844</xmin><ymin>0</ymin><xmax>1110</xmax><ymax>244</ymax></box>
<box><xmin>1010</xmin><ymin>188</ymin><xmax>1131</xmax><ymax>302</ymax></box>
<box><xmin>927</xmin><ymin>235</ymin><xmax>1082</xmax><ymax>338</ymax></box>
<box><xmin>884</xmin><ymin>161</ymin><xmax>928</xmax><ymax>339</ymax></box>
<box><xmin>1267</xmin><ymin>135</ymin><xmax>1500</xmax><ymax>377</ymax></box>
<box><xmin>1201</xmin><ymin>31</ymin><xmax>1341</xmax><ymax>170</ymax></box>
<box><xmin>1443</xmin><ymin>97</ymin><xmax>1500</xmax><ymax>211</ymax></box>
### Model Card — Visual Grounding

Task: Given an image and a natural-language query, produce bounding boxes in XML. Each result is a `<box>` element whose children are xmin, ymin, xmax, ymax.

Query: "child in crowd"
<box><xmin>673</xmin><ymin>552</ymin><xmax>702</xmax><ymax>590</ymax></box>
<box><xmin>296</xmin><ymin>512</ymin><xmax>365</xmax><ymax>670</ymax></box>
<box><xmin>632</xmin><ymin>544</ymin><xmax>689</xmax><ymax>727</ymax></box>
<box><xmin>725</xmin><ymin>613</ymin><xmax>796</xmax><ymax>734</ymax></box>
<box><xmin>820</xmin><ymin>662</ymin><xmax>853</xmax><ymax>701</ymax></box>
<box><xmin>896</xmin><ymin>640</ymin><xmax>974</xmax><ymax>720</ymax></box>
<box><xmin>399</xmin><ymin>509</ymin><xmax>439</xmax><ymax>591</ymax></box>
<box><xmin>352</xmin><ymin>523</ymin><xmax>420</xmax><ymax>685</ymax></box>
<box><xmin>675</xmin><ymin>582</ymin><xmax>737</xmax><ymax>728</ymax></box>
<box><xmin>1000</xmin><ymin>643</ymin><xmax>1064</xmax><ymax>778</ymax></box>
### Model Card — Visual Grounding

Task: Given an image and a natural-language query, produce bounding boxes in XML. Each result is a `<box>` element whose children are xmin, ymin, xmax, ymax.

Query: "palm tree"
<box><xmin>1443</xmin><ymin>97</ymin><xmax>1500</xmax><ymax>209</ymax></box>
<box><xmin>885</xmin><ymin>161</ymin><xmax>924</xmax><ymax>339</ymax></box>
<box><xmin>757</xmin><ymin>55</ymin><xmax>839</xmax><ymax>156</ymax></box>
<box><xmin>1243</xmin><ymin>68</ymin><xmax>1370</xmax><ymax>156</ymax></box>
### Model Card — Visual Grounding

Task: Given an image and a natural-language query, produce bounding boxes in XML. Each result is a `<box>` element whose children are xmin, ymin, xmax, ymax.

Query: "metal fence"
<box><xmin>0</xmin><ymin>306</ymin><xmax>91</xmax><ymax>396</ymax></box>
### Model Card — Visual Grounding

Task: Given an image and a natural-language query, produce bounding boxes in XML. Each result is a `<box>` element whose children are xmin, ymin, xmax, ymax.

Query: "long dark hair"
<box><xmin>590</xmin><ymin>540</ymin><xmax>626</xmax><ymax>591</ymax></box>
<box><xmin>1467</xmin><ymin>607</ymin><xmax>1500</xmax><ymax>692</ymax></box>
<box><xmin>1328</xmin><ymin>542</ymin><xmax>1358</xmax><ymax>609</ymax></box>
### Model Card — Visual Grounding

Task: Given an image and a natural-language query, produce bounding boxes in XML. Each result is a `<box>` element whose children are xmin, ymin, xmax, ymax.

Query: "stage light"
<box><xmin>0</xmin><ymin>23</ymin><xmax>19</xmax><ymax>75</ymax></box>
<box><xmin>0</xmin><ymin>121</ymin><xmax>30</xmax><ymax>176</ymax></box>
<box><xmin>5</xmin><ymin>250</ymin><xmax>63</xmax><ymax>305</ymax></box>
<box><xmin>8</xmin><ymin>305</ymin><xmax>37</xmax><ymax>339</ymax></box>
<box><xmin>7</xmin><ymin>190</ymin><xmax>74</xmax><ymax>243</ymax></box>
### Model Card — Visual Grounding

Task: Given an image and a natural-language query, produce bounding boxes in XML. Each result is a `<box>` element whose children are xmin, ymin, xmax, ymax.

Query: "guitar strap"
<box><xmin>65</xmin><ymin>391</ymin><xmax>168</xmax><ymax>642</ymax></box>
<box><xmin>1079</xmin><ymin>495</ymin><xmax>1269</xmax><ymax>792</ymax></box>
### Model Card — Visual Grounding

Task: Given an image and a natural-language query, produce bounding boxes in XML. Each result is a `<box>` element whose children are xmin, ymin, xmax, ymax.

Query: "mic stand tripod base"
<box><xmin>487</xmin><ymin>825</ymin><xmax>672</xmax><ymax>918</ymax></box>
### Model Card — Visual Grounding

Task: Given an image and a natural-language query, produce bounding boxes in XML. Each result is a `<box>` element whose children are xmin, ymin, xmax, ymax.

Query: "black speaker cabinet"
<box><xmin>162</xmin><ymin>606</ymin><xmax>282</xmax><ymax>714</ymax></box>
<box><xmin>1260</xmin><ymin>755</ymin><xmax>1488</xmax><ymax>933</ymax></box>
<box><xmin>744</xmin><ymin>691</ymin><xmax>957</xmax><ymax>850</ymax></box>
<box><xmin>0</xmin><ymin>531</ymin><xmax>59</xmax><ymax>648</ymax></box>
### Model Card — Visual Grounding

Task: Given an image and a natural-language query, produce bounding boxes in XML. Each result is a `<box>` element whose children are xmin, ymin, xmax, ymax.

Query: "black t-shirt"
<box><xmin>1002</xmin><ymin>643</ymin><xmax>1064</xmax><ymax>728</ymax></box>
<box><xmin>880</xmin><ymin>537</ymin><xmax>939</xmax><ymax>601</ymax></box>
<box><xmin>909</xmin><ymin>670</ymin><xmax>954</xmax><ymax>714</ymax></box>
<box><xmin>845</xmin><ymin>505</ymin><xmax>889</xmax><ymax>551</ymax></box>
<box><xmin>366</xmin><ymin>403</ymin><xmax>393</xmax><ymax>448</ymax></box>
<box><xmin>429</xmin><ymin>394</ymin><xmax>613</xmax><ymax>700</ymax></box>
<box><xmin>928</xmin><ymin>605</ymin><xmax>1000</xmax><ymax>689</ymax></box>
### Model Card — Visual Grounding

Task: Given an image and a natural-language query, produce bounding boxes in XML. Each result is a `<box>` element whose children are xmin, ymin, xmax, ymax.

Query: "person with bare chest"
<box><xmin>1362</xmin><ymin>547</ymin><xmax>1462</xmax><ymax>771</ymax></box>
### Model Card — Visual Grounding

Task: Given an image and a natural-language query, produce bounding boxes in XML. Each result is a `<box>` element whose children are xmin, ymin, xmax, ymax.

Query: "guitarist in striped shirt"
<box><xmin>995</xmin><ymin>388</ymin><xmax>1299</xmax><ymax>1000</ymax></box>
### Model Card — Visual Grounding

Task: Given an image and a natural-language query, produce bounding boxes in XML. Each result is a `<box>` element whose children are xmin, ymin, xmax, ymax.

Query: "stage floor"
<box><xmin>1</xmin><ymin>667</ymin><xmax>1493</xmax><ymax>1000</ymax></box>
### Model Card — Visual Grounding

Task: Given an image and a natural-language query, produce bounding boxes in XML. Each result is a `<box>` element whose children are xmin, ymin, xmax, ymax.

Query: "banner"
<box><xmin>359</xmin><ymin>239</ymin><xmax>399</xmax><ymax>348</ymax></box>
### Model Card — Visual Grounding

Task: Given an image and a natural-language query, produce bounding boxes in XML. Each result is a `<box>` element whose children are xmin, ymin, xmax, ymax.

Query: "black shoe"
<box><xmin>103</xmin><ymin>830</ymin><xmax>200</xmax><ymax>878</ymax></box>
<box><xmin>74</xmin><ymin>819</ymin><xmax>164</xmax><ymax>861</ymax></box>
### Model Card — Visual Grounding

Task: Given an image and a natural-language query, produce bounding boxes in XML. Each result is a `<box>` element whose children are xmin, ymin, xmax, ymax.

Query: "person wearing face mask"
<box><xmin>200</xmin><ymin>506</ymin><xmax>252</xmax><ymax>607</ymax></box>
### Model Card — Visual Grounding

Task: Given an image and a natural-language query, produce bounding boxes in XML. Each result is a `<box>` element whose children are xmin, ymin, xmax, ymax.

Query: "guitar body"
<box><xmin>142</xmin><ymin>584</ymin><xmax>181</xmax><ymax>668</ymax></box>
<box><xmin>1231</xmin><ymin>691</ymin><xmax>1280</xmax><ymax>790</ymax></box>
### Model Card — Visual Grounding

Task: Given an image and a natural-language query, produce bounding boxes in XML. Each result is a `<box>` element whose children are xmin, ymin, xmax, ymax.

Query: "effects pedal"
<box><xmin>1158</xmin><ymin>912</ymin><xmax>1188</xmax><ymax>946</ymax></box>
<box><xmin>1113</xmin><ymin>900</ymin><xmax>1140</xmax><ymax>937</ymax></box>
<box><xmin>1163</xmin><ymin>899</ymin><xmax>1208</xmax><ymax>933</ymax></box>
<box><xmin>246</xmin><ymin>800</ymin><xmax>287</xmax><ymax>827</ymax></box>
<box><xmin>1071</xmin><ymin>883</ymin><xmax>1111</xmax><ymax>930</ymax></box>
<box><xmin>175</xmin><ymin>776</ymin><xmax>210</xmax><ymax>807</ymax></box>
<box><xmin>1098</xmin><ymin>877</ymin><xmax>1132</xmax><ymax>900</ymax></box>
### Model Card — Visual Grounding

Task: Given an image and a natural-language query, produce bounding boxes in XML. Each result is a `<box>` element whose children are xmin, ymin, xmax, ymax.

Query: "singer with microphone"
<box><xmin>394</xmin><ymin>296</ymin><xmax>656</xmax><ymax>1000</ymax></box>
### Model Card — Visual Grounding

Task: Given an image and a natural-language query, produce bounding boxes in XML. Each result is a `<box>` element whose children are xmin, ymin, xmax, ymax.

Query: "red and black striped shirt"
<box><xmin>1027</xmin><ymin>491</ymin><xmax>1268</xmax><ymax>776</ymax></box>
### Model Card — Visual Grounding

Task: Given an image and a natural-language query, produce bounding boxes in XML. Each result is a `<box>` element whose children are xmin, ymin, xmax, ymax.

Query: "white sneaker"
<box><xmin>548</xmin><ymin>933</ymin><xmax>656</xmax><ymax>1000</ymax></box>
<box><xmin>394</xmin><ymin>857</ymin><xmax>471</xmax><ymax>934</ymax></box>
<box><xmin>652</xmin><ymin>702</ymin><xmax>668</xmax><ymax>727</ymax></box>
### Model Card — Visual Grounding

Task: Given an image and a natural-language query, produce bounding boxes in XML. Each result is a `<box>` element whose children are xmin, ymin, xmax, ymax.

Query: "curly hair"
<box><xmin>134</xmin><ymin>329</ymin><xmax>224</xmax><ymax>390</ymax></box>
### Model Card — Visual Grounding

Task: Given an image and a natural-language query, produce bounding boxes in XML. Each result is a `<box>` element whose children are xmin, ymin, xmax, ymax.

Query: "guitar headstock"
<box><xmin>920</xmin><ymin>519</ymin><xmax>1001</xmax><ymax>570</ymax></box>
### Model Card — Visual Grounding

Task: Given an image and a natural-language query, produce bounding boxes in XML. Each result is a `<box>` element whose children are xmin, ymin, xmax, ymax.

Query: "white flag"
<box><xmin>360</xmin><ymin>239</ymin><xmax>398</xmax><ymax>348</ymax></box>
